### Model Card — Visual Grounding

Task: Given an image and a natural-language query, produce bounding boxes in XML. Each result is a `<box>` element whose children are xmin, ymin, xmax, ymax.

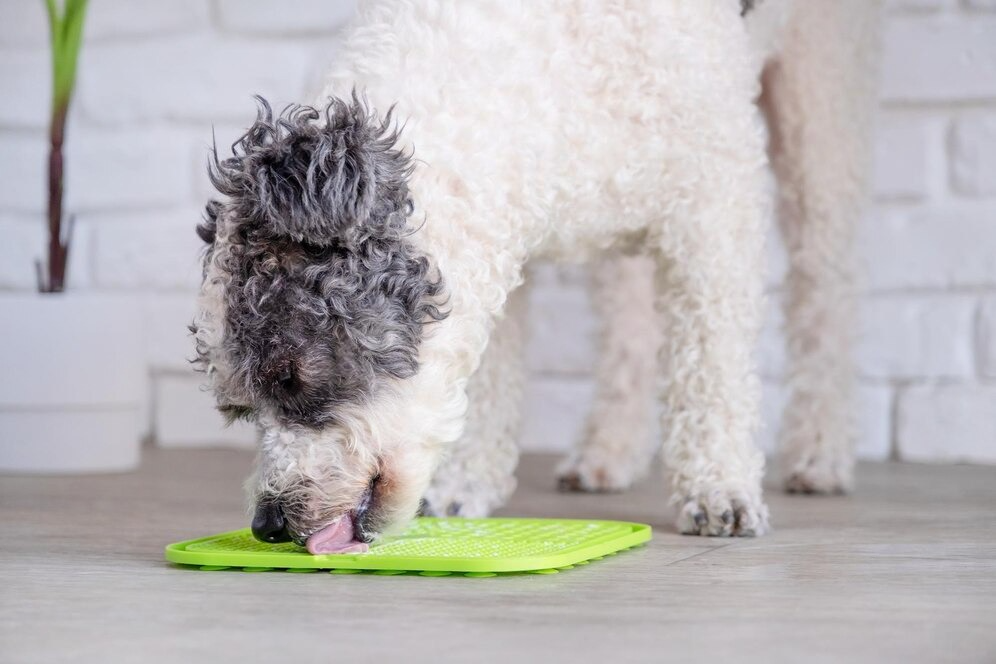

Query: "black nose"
<box><xmin>251</xmin><ymin>501</ymin><xmax>292</xmax><ymax>543</ymax></box>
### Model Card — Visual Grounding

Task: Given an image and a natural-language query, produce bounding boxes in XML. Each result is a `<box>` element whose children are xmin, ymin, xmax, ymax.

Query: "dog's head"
<box><xmin>191</xmin><ymin>95</ymin><xmax>446</xmax><ymax>552</ymax></box>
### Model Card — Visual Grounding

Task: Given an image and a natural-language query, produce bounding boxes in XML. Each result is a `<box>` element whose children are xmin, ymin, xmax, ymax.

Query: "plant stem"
<box><xmin>42</xmin><ymin>0</ymin><xmax>87</xmax><ymax>293</ymax></box>
<box><xmin>45</xmin><ymin>101</ymin><xmax>69</xmax><ymax>293</ymax></box>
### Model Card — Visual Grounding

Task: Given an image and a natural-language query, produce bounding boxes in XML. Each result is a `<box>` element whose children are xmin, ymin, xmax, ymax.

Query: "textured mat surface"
<box><xmin>165</xmin><ymin>516</ymin><xmax>652</xmax><ymax>575</ymax></box>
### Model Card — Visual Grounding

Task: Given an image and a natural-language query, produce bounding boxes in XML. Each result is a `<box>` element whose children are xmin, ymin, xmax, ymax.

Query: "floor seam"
<box><xmin>661</xmin><ymin>542</ymin><xmax>737</xmax><ymax>566</ymax></box>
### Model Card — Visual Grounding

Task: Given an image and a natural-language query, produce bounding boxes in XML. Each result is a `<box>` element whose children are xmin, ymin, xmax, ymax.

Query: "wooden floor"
<box><xmin>2</xmin><ymin>449</ymin><xmax>994</xmax><ymax>663</ymax></box>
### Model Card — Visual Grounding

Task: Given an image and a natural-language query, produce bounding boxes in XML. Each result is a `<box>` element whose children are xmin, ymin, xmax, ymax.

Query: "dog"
<box><xmin>191</xmin><ymin>0</ymin><xmax>881</xmax><ymax>552</ymax></box>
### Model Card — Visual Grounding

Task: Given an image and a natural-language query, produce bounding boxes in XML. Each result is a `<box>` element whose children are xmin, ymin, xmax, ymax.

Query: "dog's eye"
<box><xmin>218</xmin><ymin>404</ymin><xmax>255</xmax><ymax>424</ymax></box>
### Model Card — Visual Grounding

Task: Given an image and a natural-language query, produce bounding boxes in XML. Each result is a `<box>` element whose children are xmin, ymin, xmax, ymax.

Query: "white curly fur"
<box><xmin>196</xmin><ymin>0</ymin><xmax>880</xmax><ymax>540</ymax></box>
<box><xmin>324</xmin><ymin>0</ymin><xmax>781</xmax><ymax>537</ymax></box>
<box><xmin>559</xmin><ymin>0</ymin><xmax>881</xmax><ymax>503</ymax></box>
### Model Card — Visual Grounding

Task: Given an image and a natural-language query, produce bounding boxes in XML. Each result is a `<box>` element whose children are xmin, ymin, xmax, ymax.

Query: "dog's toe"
<box><xmin>677</xmin><ymin>486</ymin><xmax>769</xmax><ymax>537</ymax></box>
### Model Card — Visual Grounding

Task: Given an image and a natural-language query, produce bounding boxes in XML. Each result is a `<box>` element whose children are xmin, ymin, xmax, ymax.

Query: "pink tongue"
<box><xmin>306</xmin><ymin>517</ymin><xmax>369</xmax><ymax>555</ymax></box>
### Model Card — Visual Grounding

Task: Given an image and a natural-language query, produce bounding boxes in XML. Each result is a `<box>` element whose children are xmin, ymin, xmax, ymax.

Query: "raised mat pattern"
<box><xmin>165</xmin><ymin>517</ymin><xmax>651</xmax><ymax>575</ymax></box>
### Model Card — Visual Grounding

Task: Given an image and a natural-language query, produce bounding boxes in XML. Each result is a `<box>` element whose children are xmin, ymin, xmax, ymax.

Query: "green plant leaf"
<box><xmin>45</xmin><ymin>0</ymin><xmax>88</xmax><ymax>107</ymax></box>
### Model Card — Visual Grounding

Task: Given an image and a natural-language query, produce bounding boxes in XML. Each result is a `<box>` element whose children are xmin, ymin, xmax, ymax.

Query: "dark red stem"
<box><xmin>45</xmin><ymin>102</ymin><xmax>69</xmax><ymax>292</ymax></box>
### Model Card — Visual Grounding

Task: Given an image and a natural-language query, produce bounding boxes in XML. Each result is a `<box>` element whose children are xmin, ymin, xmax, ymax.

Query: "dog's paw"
<box><xmin>783</xmin><ymin>454</ymin><xmax>853</xmax><ymax>495</ymax></box>
<box><xmin>676</xmin><ymin>486</ymin><xmax>769</xmax><ymax>537</ymax></box>
<box><xmin>556</xmin><ymin>452</ymin><xmax>639</xmax><ymax>493</ymax></box>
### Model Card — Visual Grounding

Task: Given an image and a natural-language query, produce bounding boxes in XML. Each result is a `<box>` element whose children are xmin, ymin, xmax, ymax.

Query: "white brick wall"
<box><xmin>1</xmin><ymin>0</ymin><xmax>994</xmax><ymax>465</ymax></box>
<box><xmin>951</xmin><ymin>115</ymin><xmax>996</xmax><ymax>196</ymax></box>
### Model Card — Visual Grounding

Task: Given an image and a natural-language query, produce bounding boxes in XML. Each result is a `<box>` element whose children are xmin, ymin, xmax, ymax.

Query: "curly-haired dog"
<box><xmin>192</xmin><ymin>0</ymin><xmax>880</xmax><ymax>552</ymax></box>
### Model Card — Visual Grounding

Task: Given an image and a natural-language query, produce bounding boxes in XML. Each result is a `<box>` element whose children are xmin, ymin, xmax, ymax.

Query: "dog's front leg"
<box><xmin>656</xmin><ymin>231</ymin><xmax>769</xmax><ymax>537</ymax></box>
<box><xmin>654</xmin><ymin>149</ymin><xmax>771</xmax><ymax>537</ymax></box>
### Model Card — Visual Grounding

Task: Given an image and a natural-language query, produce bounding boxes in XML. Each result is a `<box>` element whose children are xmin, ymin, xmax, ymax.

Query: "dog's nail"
<box><xmin>693</xmin><ymin>511</ymin><xmax>708</xmax><ymax>527</ymax></box>
<box><xmin>721</xmin><ymin>510</ymin><xmax>734</xmax><ymax>525</ymax></box>
<box><xmin>558</xmin><ymin>473</ymin><xmax>582</xmax><ymax>492</ymax></box>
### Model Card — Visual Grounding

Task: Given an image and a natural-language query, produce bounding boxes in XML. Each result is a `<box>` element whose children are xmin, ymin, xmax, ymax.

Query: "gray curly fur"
<box><xmin>196</xmin><ymin>95</ymin><xmax>446</xmax><ymax>428</ymax></box>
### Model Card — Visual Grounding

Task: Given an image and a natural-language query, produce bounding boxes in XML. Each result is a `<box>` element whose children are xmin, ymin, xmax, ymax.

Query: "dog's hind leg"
<box><xmin>762</xmin><ymin>0</ymin><xmax>882</xmax><ymax>494</ymax></box>
<box><xmin>557</xmin><ymin>254</ymin><xmax>661</xmax><ymax>492</ymax></box>
<box><xmin>421</xmin><ymin>285</ymin><xmax>528</xmax><ymax>518</ymax></box>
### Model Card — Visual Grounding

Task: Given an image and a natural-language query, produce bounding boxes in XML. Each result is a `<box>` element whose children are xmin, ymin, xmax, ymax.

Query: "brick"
<box><xmin>62</xmin><ymin>216</ymin><xmax>94</xmax><ymax>290</ymax></box>
<box><xmin>0</xmin><ymin>50</ymin><xmax>50</xmax><ymax>129</ymax></box>
<box><xmin>0</xmin><ymin>132</ymin><xmax>47</xmax><ymax>213</ymax></box>
<box><xmin>950</xmin><ymin>115</ymin><xmax>996</xmax><ymax>197</ymax></box>
<box><xmin>90</xmin><ymin>209</ymin><xmax>204</xmax><ymax>290</ymax></box>
<box><xmin>77</xmin><ymin>36</ymin><xmax>312</xmax><ymax>125</ymax></box>
<box><xmin>881</xmin><ymin>16</ymin><xmax>996</xmax><ymax>102</ymax></box>
<box><xmin>526</xmin><ymin>283</ymin><xmax>596</xmax><ymax>375</ymax></box>
<box><xmin>873</xmin><ymin>115</ymin><xmax>931</xmax><ymax>200</ymax></box>
<box><xmin>887</xmin><ymin>0</ymin><xmax>956</xmax><ymax>10</ymax></box>
<box><xmin>897</xmin><ymin>385</ymin><xmax>996</xmax><ymax>464</ymax></box>
<box><xmin>858</xmin><ymin>295</ymin><xmax>975</xmax><ymax>379</ymax></box>
<box><xmin>0</xmin><ymin>2</ymin><xmax>48</xmax><ymax>47</ymax></box>
<box><xmin>65</xmin><ymin>128</ymin><xmax>192</xmax><ymax>211</ymax></box>
<box><xmin>855</xmin><ymin>384</ymin><xmax>894</xmax><ymax>461</ymax></box>
<box><xmin>216</xmin><ymin>0</ymin><xmax>356</xmax><ymax>35</ymax></box>
<box><xmin>860</xmin><ymin>208</ymin><xmax>996</xmax><ymax>290</ymax></box>
<box><xmin>975</xmin><ymin>297</ymin><xmax>996</xmax><ymax>377</ymax></box>
<box><xmin>520</xmin><ymin>376</ymin><xmax>595</xmax><ymax>453</ymax></box>
<box><xmin>142</xmin><ymin>293</ymin><xmax>200</xmax><ymax>372</ymax></box>
<box><xmin>154</xmin><ymin>373</ymin><xmax>256</xmax><ymax>449</ymax></box>
<box><xmin>84</xmin><ymin>0</ymin><xmax>210</xmax><ymax>40</ymax></box>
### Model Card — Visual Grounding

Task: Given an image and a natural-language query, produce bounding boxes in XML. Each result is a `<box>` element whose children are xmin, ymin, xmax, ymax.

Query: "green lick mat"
<box><xmin>165</xmin><ymin>517</ymin><xmax>651</xmax><ymax>576</ymax></box>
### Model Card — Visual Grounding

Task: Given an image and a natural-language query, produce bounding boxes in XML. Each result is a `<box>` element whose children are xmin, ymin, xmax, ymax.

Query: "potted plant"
<box><xmin>0</xmin><ymin>0</ymin><xmax>144</xmax><ymax>473</ymax></box>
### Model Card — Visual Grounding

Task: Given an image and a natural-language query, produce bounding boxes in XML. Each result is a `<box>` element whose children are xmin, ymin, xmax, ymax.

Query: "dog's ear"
<box><xmin>210</xmin><ymin>95</ymin><xmax>414</xmax><ymax>246</ymax></box>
